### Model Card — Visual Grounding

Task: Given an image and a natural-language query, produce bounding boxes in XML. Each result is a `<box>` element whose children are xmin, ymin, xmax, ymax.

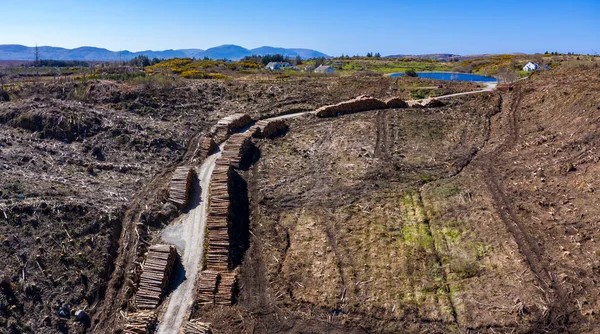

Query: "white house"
<box><xmin>266</xmin><ymin>62</ymin><xmax>292</xmax><ymax>70</ymax></box>
<box><xmin>303</xmin><ymin>65</ymin><xmax>316</xmax><ymax>72</ymax></box>
<box><xmin>523</xmin><ymin>62</ymin><xmax>540</xmax><ymax>71</ymax></box>
<box><xmin>314</xmin><ymin>65</ymin><xmax>335</xmax><ymax>74</ymax></box>
<box><xmin>266</xmin><ymin>62</ymin><xmax>281</xmax><ymax>70</ymax></box>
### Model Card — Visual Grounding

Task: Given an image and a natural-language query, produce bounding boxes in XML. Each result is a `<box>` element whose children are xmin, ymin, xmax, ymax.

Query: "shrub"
<box><xmin>180</xmin><ymin>69</ymin><xmax>208</xmax><ymax>79</ymax></box>
<box><xmin>0</xmin><ymin>89</ymin><xmax>9</xmax><ymax>102</ymax></box>
<box><xmin>405</xmin><ymin>69</ymin><xmax>418</xmax><ymax>77</ymax></box>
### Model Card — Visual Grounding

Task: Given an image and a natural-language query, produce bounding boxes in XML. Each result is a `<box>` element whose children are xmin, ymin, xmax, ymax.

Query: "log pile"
<box><xmin>195</xmin><ymin>130</ymin><xmax>251</xmax><ymax>308</ymax></box>
<box><xmin>316</xmin><ymin>95</ymin><xmax>387</xmax><ymax>118</ymax></box>
<box><xmin>182</xmin><ymin>320</ymin><xmax>212</xmax><ymax>334</ymax></box>
<box><xmin>252</xmin><ymin>119</ymin><xmax>289</xmax><ymax>139</ymax></box>
<box><xmin>214</xmin><ymin>272</ymin><xmax>236</xmax><ymax>306</ymax></box>
<box><xmin>217</xmin><ymin>113</ymin><xmax>253</xmax><ymax>133</ymax></box>
<box><xmin>123</xmin><ymin>311</ymin><xmax>156</xmax><ymax>334</ymax></box>
<box><xmin>420</xmin><ymin>98</ymin><xmax>445</xmax><ymax>108</ymax></box>
<box><xmin>497</xmin><ymin>84</ymin><xmax>513</xmax><ymax>92</ymax></box>
<box><xmin>199</xmin><ymin>136</ymin><xmax>218</xmax><ymax>158</ymax></box>
<box><xmin>221</xmin><ymin>133</ymin><xmax>253</xmax><ymax>169</ymax></box>
<box><xmin>210</xmin><ymin>113</ymin><xmax>253</xmax><ymax>143</ymax></box>
<box><xmin>168</xmin><ymin>166</ymin><xmax>195</xmax><ymax>209</ymax></box>
<box><xmin>135</xmin><ymin>244</ymin><xmax>177</xmax><ymax>310</ymax></box>
<box><xmin>384</xmin><ymin>97</ymin><xmax>408</xmax><ymax>108</ymax></box>
<box><xmin>205</xmin><ymin>158</ymin><xmax>231</xmax><ymax>272</ymax></box>
<box><xmin>196</xmin><ymin>270</ymin><xmax>219</xmax><ymax>305</ymax></box>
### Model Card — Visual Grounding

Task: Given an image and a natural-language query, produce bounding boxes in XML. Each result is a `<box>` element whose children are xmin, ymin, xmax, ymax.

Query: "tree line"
<box><xmin>242</xmin><ymin>54</ymin><xmax>303</xmax><ymax>66</ymax></box>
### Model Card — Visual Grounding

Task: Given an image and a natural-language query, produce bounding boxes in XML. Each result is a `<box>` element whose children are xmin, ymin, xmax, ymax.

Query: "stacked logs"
<box><xmin>214</xmin><ymin>272</ymin><xmax>237</xmax><ymax>306</ymax></box>
<box><xmin>212</xmin><ymin>113</ymin><xmax>253</xmax><ymax>142</ymax></box>
<box><xmin>316</xmin><ymin>95</ymin><xmax>387</xmax><ymax>117</ymax></box>
<box><xmin>217</xmin><ymin>113</ymin><xmax>253</xmax><ymax>133</ymax></box>
<box><xmin>168</xmin><ymin>166</ymin><xmax>195</xmax><ymax>209</ymax></box>
<box><xmin>221</xmin><ymin>133</ymin><xmax>253</xmax><ymax>169</ymax></box>
<box><xmin>183</xmin><ymin>320</ymin><xmax>212</xmax><ymax>334</ymax></box>
<box><xmin>205</xmin><ymin>158</ymin><xmax>231</xmax><ymax>272</ymax></box>
<box><xmin>497</xmin><ymin>84</ymin><xmax>514</xmax><ymax>92</ymax></box>
<box><xmin>135</xmin><ymin>244</ymin><xmax>177</xmax><ymax>310</ymax></box>
<box><xmin>384</xmin><ymin>97</ymin><xmax>408</xmax><ymax>108</ymax></box>
<box><xmin>124</xmin><ymin>311</ymin><xmax>157</xmax><ymax>334</ymax></box>
<box><xmin>252</xmin><ymin>119</ymin><xmax>289</xmax><ymax>139</ymax></box>
<box><xmin>195</xmin><ymin>130</ymin><xmax>251</xmax><ymax>308</ymax></box>
<box><xmin>196</xmin><ymin>270</ymin><xmax>219</xmax><ymax>305</ymax></box>
<box><xmin>420</xmin><ymin>98</ymin><xmax>445</xmax><ymax>108</ymax></box>
<box><xmin>195</xmin><ymin>270</ymin><xmax>237</xmax><ymax>307</ymax></box>
<box><xmin>315</xmin><ymin>95</ymin><xmax>445</xmax><ymax>118</ymax></box>
<box><xmin>199</xmin><ymin>136</ymin><xmax>218</xmax><ymax>159</ymax></box>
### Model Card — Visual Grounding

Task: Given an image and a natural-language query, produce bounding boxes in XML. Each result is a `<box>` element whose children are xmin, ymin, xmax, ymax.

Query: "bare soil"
<box><xmin>0</xmin><ymin>75</ymin><xmax>474</xmax><ymax>333</ymax></box>
<box><xmin>4</xmin><ymin>66</ymin><xmax>598</xmax><ymax>333</ymax></box>
<box><xmin>191</xmin><ymin>66</ymin><xmax>600</xmax><ymax>333</ymax></box>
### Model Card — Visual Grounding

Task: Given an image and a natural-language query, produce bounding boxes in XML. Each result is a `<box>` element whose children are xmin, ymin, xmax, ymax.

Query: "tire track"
<box><xmin>375</xmin><ymin>109</ymin><xmax>389</xmax><ymax>159</ymax></box>
<box><xmin>478</xmin><ymin>86</ymin><xmax>580</xmax><ymax>330</ymax></box>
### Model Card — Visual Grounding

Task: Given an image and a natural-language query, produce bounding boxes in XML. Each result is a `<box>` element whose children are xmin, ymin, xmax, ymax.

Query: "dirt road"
<box><xmin>156</xmin><ymin>149</ymin><xmax>222</xmax><ymax>334</ymax></box>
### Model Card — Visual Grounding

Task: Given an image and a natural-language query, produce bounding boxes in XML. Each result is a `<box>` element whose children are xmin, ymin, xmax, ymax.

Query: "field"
<box><xmin>1</xmin><ymin>58</ymin><xmax>600</xmax><ymax>333</ymax></box>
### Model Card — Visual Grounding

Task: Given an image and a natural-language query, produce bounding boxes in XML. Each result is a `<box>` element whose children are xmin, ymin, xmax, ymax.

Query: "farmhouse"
<box><xmin>314</xmin><ymin>65</ymin><xmax>335</xmax><ymax>74</ymax></box>
<box><xmin>523</xmin><ymin>62</ymin><xmax>540</xmax><ymax>71</ymax></box>
<box><xmin>265</xmin><ymin>62</ymin><xmax>292</xmax><ymax>70</ymax></box>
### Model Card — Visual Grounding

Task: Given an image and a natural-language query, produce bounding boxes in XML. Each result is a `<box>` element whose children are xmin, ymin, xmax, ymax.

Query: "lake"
<box><xmin>390</xmin><ymin>72</ymin><xmax>497</xmax><ymax>82</ymax></box>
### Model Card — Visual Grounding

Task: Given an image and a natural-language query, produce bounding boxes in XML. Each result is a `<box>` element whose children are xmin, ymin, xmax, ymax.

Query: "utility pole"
<box><xmin>34</xmin><ymin>43</ymin><xmax>40</xmax><ymax>79</ymax></box>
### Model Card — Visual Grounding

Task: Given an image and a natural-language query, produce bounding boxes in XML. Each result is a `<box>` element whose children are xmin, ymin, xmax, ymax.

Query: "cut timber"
<box><xmin>168</xmin><ymin>166</ymin><xmax>196</xmax><ymax>209</ymax></box>
<box><xmin>135</xmin><ymin>244</ymin><xmax>177</xmax><ymax>310</ymax></box>
<box><xmin>211</xmin><ymin>113</ymin><xmax>253</xmax><ymax>142</ymax></box>
<box><xmin>216</xmin><ymin>113</ymin><xmax>253</xmax><ymax>133</ymax></box>
<box><xmin>252</xmin><ymin>119</ymin><xmax>289</xmax><ymax>139</ymax></box>
<box><xmin>420</xmin><ymin>98</ymin><xmax>445</xmax><ymax>108</ymax></box>
<box><xmin>214</xmin><ymin>272</ymin><xmax>237</xmax><ymax>306</ymax></box>
<box><xmin>384</xmin><ymin>97</ymin><xmax>408</xmax><ymax>108</ymax></box>
<box><xmin>195</xmin><ymin>270</ymin><xmax>219</xmax><ymax>305</ymax></box>
<box><xmin>182</xmin><ymin>319</ymin><xmax>212</xmax><ymax>334</ymax></box>
<box><xmin>222</xmin><ymin>133</ymin><xmax>253</xmax><ymax>169</ymax></box>
<box><xmin>316</xmin><ymin>95</ymin><xmax>387</xmax><ymax>118</ymax></box>
<box><xmin>199</xmin><ymin>136</ymin><xmax>218</xmax><ymax>158</ymax></box>
<box><xmin>124</xmin><ymin>311</ymin><xmax>157</xmax><ymax>334</ymax></box>
<box><xmin>497</xmin><ymin>83</ymin><xmax>514</xmax><ymax>92</ymax></box>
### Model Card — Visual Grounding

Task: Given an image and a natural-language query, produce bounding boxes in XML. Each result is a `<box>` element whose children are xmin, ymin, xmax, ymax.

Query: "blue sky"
<box><xmin>1</xmin><ymin>0</ymin><xmax>598</xmax><ymax>56</ymax></box>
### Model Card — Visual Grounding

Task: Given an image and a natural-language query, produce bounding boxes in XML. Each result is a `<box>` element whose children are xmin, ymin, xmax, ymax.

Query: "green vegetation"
<box><xmin>145</xmin><ymin>57</ymin><xmax>260</xmax><ymax>79</ymax></box>
<box><xmin>315</xmin><ymin>57</ymin><xmax>453</xmax><ymax>74</ymax></box>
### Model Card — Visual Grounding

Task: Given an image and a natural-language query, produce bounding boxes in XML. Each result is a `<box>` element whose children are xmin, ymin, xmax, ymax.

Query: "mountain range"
<box><xmin>0</xmin><ymin>44</ymin><xmax>329</xmax><ymax>61</ymax></box>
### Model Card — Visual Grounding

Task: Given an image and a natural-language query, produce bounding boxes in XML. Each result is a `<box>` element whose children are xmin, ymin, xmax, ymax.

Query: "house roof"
<box><xmin>314</xmin><ymin>65</ymin><xmax>334</xmax><ymax>73</ymax></box>
<box><xmin>266</xmin><ymin>62</ymin><xmax>291</xmax><ymax>68</ymax></box>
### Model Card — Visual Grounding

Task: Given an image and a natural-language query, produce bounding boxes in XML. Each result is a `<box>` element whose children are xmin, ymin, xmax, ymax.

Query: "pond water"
<box><xmin>390</xmin><ymin>72</ymin><xmax>497</xmax><ymax>82</ymax></box>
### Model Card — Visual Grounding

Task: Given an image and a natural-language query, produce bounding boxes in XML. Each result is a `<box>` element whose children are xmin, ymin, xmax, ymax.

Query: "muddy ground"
<box><xmin>0</xmin><ymin>75</ymin><xmax>477</xmax><ymax>333</ymax></box>
<box><xmin>192</xmin><ymin>66</ymin><xmax>600</xmax><ymax>333</ymax></box>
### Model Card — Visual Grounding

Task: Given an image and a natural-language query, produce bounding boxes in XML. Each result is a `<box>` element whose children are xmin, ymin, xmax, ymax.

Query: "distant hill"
<box><xmin>386</xmin><ymin>53</ymin><xmax>461</xmax><ymax>61</ymax></box>
<box><xmin>0</xmin><ymin>44</ymin><xmax>329</xmax><ymax>61</ymax></box>
<box><xmin>287</xmin><ymin>48</ymin><xmax>329</xmax><ymax>59</ymax></box>
<box><xmin>200</xmin><ymin>45</ymin><xmax>253</xmax><ymax>60</ymax></box>
<box><xmin>385</xmin><ymin>53</ymin><xmax>512</xmax><ymax>61</ymax></box>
